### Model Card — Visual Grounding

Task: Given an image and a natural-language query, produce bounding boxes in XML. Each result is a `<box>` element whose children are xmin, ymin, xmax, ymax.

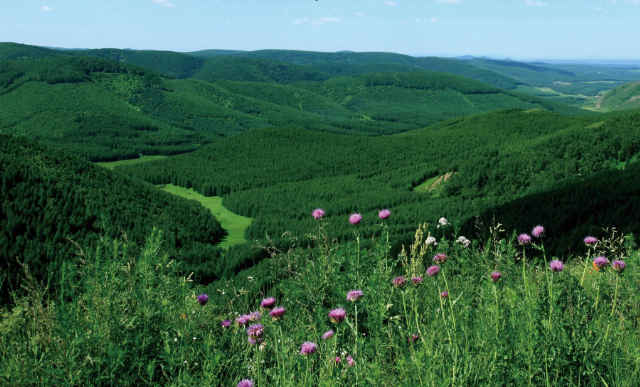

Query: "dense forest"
<box><xmin>0</xmin><ymin>134</ymin><xmax>226</xmax><ymax>301</ymax></box>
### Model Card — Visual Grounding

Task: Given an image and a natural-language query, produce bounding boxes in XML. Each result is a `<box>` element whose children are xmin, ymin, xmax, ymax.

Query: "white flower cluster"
<box><xmin>439</xmin><ymin>217</ymin><xmax>449</xmax><ymax>226</ymax></box>
<box><xmin>456</xmin><ymin>236</ymin><xmax>471</xmax><ymax>248</ymax></box>
<box><xmin>425</xmin><ymin>237</ymin><xmax>437</xmax><ymax>246</ymax></box>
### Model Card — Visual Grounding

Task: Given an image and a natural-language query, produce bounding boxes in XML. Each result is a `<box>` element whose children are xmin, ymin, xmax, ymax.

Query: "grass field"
<box><xmin>96</xmin><ymin>155</ymin><xmax>167</xmax><ymax>170</ymax></box>
<box><xmin>413</xmin><ymin>174</ymin><xmax>450</xmax><ymax>198</ymax></box>
<box><xmin>158</xmin><ymin>184</ymin><xmax>252</xmax><ymax>249</ymax></box>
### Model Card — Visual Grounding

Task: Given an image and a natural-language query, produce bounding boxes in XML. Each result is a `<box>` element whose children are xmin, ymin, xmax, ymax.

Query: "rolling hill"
<box><xmin>597</xmin><ymin>81</ymin><xmax>640</xmax><ymax>111</ymax></box>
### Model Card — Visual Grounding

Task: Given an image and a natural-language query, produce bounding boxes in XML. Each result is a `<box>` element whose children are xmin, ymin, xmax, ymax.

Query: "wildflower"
<box><xmin>440</xmin><ymin>291</ymin><xmax>449</xmax><ymax>299</ymax></box>
<box><xmin>425</xmin><ymin>236</ymin><xmax>437</xmax><ymax>246</ymax></box>
<box><xmin>236</xmin><ymin>315</ymin><xmax>249</xmax><ymax>326</ymax></box>
<box><xmin>349</xmin><ymin>213</ymin><xmax>363</xmax><ymax>225</ymax></box>
<box><xmin>335</xmin><ymin>356</ymin><xmax>341</xmax><ymax>364</ymax></box>
<box><xmin>409</xmin><ymin>333</ymin><xmax>419</xmax><ymax>344</ymax></box>
<box><xmin>491</xmin><ymin>271</ymin><xmax>501</xmax><ymax>282</ymax></box>
<box><xmin>584</xmin><ymin>236</ymin><xmax>598</xmax><ymax>246</ymax></box>
<box><xmin>180</xmin><ymin>313</ymin><xmax>186</xmax><ymax>319</ymax></box>
<box><xmin>346</xmin><ymin>290</ymin><xmax>364</xmax><ymax>302</ymax></box>
<box><xmin>392</xmin><ymin>276</ymin><xmax>406</xmax><ymax>287</ymax></box>
<box><xmin>312</xmin><ymin>208</ymin><xmax>325</xmax><ymax>219</ymax></box>
<box><xmin>549</xmin><ymin>260</ymin><xmax>564</xmax><ymax>272</ymax></box>
<box><xmin>433</xmin><ymin>253</ymin><xmax>447</xmax><ymax>264</ymax></box>
<box><xmin>427</xmin><ymin>265</ymin><xmax>440</xmax><ymax>277</ymax></box>
<box><xmin>456</xmin><ymin>236</ymin><xmax>471</xmax><ymax>247</ymax></box>
<box><xmin>247</xmin><ymin>337</ymin><xmax>263</xmax><ymax>346</ymax></box>
<box><xmin>532</xmin><ymin>225</ymin><xmax>545</xmax><ymax>238</ymax></box>
<box><xmin>593</xmin><ymin>256</ymin><xmax>609</xmax><ymax>271</ymax></box>
<box><xmin>612</xmin><ymin>260</ymin><xmax>626</xmax><ymax>272</ymax></box>
<box><xmin>237</xmin><ymin>380</ymin><xmax>254</xmax><ymax>387</ymax></box>
<box><xmin>261</xmin><ymin>297</ymin><xmax>276</xmax><ymax>309</ymax></box>
<box><xmin>411</xmin><ymin>276</ymin><xmax>424</xmax><ymax>285</ymax></box>
<box><xmin>196</xmin><ymin>294</ymin><xmax>209</xmax><ymax>306</ymax></box>
<box><xmin>269</xmin><ymin>307</ymin><xmax>286</xmax><ymax>321</ymax></box>
<box><xmin>439</xmin><ymin>217</ymin><xmax>449</xmax><ymax>226</ymax></box>
<box><xmin>221</xmin><ymin>320</ymin><xmax>231</xmax><ymax>328</ymax></box>
<box><xmin>347</xmin><ymin>355</ymin><xmax>355</xmax><ymax>366</ymax></box>
<box><xmin>248</xmin><ymin>311</ymin><xmax>261</xmax><ymax>322</ymax></box>
<box><xmin>328</xmin><ymin>308</ymin><xmax>347</xmax><ymax>323</ymax></box>
<box><xmin>246</xmin><ymin>324</ymin><xmax>264</xmax><ymax>339</ymax></box>
<box><xmin>378</xmin><ymin>209</ymin><xmax>391</xmax><ymax>219</ymax></box>
<box><xmin>300</xmin><ymin>342</ymin><xmax>317</xmax><ymax>355</ymax></box>
<box><xmin>518</xmin><ymin>234</ymin><xmax>532</xmax><ymax>245</ymax></box>
<box><xmin>322</xmin><ymin>330</ymin><xmax>335</xmax><ymax>340</ymax></box>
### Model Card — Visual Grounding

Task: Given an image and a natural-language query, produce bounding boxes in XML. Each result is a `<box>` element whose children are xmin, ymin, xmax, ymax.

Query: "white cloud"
<box><xmin>293</xmin><ymin>17</ymin><xmax>340</xmax><ymax>27</ymax></box>
<box><xmin>525</xmin><ymin>0</ymin><xmax>547</xmax><ymax>6</ymax></box>
<box><xmin>319</xmin><ymin>17</ymin><xmax>341</xmax><ymax>22</ymax></box>
<box><xmin>627</xmin><ymin>0</ymin><xmax>640</xmax><ymax>3</ymax></box>
<box><xmin>41</xmin><ymin>5</ymin><xmax>52</xmax><ymax>12</ymax></box>
<box><xmin>292</xmin><ymin>17</ymin><xmax>310</xmax><ymax>25</ymax></box>
<box><xmin>282</xmin><ymin>9</ymin><xmax>289</xmax><ymax>13</ymax></box>
<box><xmin>355</xmin><ymin>12</ymin><xmax>365</xmax><ymax>17</ymax></box>
<box><xmin>436</xmin><ymin>0</ymin><xmax>463</xmax><ymax>3</ymax></box>
<box><xmin>430</xmin><ymin>17</ymin><xmax>438</xmax><ymax>22</ymax></box>
<box><xmin>385</xmin><ymin>1</ymin><xmax>397</xmax><ymax>5</ymax></box>
<box><xmin>150</xmin><ymin>0</ymin><xmax>175</xmax><ymax>7</ymax></box>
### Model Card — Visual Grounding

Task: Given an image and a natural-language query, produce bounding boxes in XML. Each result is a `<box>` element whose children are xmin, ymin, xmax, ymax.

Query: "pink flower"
<box><xmin>269</xmin><ymin>307</ymin><xmax>285</xmax><ymax>321</ymax></box>
<box><xmin>378</xmin><ymin>209</ymin><xmax>391</xmax><ymax>219</ymax></box>
<box><xmin>411</xmin><ymin>276</ymin><xmax>424</xmax><ymax>285</ymax></box>
<box><xmin>236</xmin><ymin>315</ymin><xmax>250</xmax><ymax>326</ymax></box>
<box><xmin>322</xmin><ymin>330</ymin><xmax>334</xmax><ymax>340</ymax></box>
<box><xmin>549</xmin><ymin>260</ymin><xmax>564</xmax><ymax>272</ymax></box>
<box><xmin>392</xmin><ymin>276</ymin><xmax>406</xmax><ymax>287</ymax></box>
<box><xmin>221</xmin><ymin>320</ymin><xmax>231</xmax><ymax>328</ymax></box>
<box><xmin>440</xmin><ymin>291</ymin><xmax>449</xmax><ymax>299</ymax></box>
<box><xmin>612</xmin><ymin>260</ymin><xmax>626</xmax><ymax>272</ymax></box>
<box><xmin>518</xmin><ymin>234</ymin><xmax>532</xmax><ymax>245</ymax></box>
<box><xmin>312</xmin><ymin>208</ymin><xmax>325</xmax><ymax>219</ymax></box>
<box><xmin>237</xmin><ymin>379</ymin><xmax>254</xmax><ymax>387</ymax></box>
<box><xmin>408</xmin><ymin>333</ymin><xmax>419</xmax><ymax>344</ymax></box>
<box><xmin>347</xmin><ymin>355</ymin><xmax>355</xmax><ymax>366</ymax></box>
<box><xmin>328</xmin><ymin>308</ymin><xmax>346</xmax><ymax>323</ymax></box>
<box><xmin>300</xmin><ymin>342</ymin><xmax>317</xmax><ymax>355</ymax></box>
<box><xmin>349</xmin><ymin>213</ymin><xmax>363</xmax><ymax>225</ymax></box>
<box><xmin>261</xmin><ymin>297</ymin><xmax>276</xmax><ymax>309</ymax></box>
<box><xmin>433</xmin><ymin>253</ymin><xmax>447</xmax><ymax>264</ymax></box>
<box><xmin>346</xmin><ymin>290</ymin><xmax>364</xmax><ymax>302</ymax></box>
<box><xmin>427</xmin><ymin>265</ymin><xmax>440</xmax><ymax>277</ymax></box>
<box><xmin>491</xmin><ymin>271</ymin><xmax>501</xmax><ymax>282</ymax></box>
<box><xmin>532</xmin><ymin>225</ymin><xmax>545</xmax><ymax>238</ymax></box>
<box><xmin>248</xmin><ymin>311</ymin><xmax>261</xmax><ymax>322</ymax></box>
<box><xmin>335</xmin><ymin>356</ymin><xmax>341</xmax><ymax>364</ymax></box>
<box><xmin>584</xmin><ymin>236</ymin><xmax>598</xmax><ymax>246</ymax></box>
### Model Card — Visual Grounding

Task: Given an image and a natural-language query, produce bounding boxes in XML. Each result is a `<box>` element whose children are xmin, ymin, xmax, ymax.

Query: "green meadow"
<box><xmin>158</xmin><ymin>183</ymin><xmax>252</xmax><ymax>249</ymax></box>
<box><xmin>96</xmin><ymin>155</ymin><xmax>167</xmax><ymax>170</ymax></box>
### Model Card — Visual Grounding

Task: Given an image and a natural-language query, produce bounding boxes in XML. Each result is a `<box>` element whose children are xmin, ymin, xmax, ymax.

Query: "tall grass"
<box><xmin>1</xmin><ymin>220</ymin><xmax>639</xmax><ymax>386</ymax></box>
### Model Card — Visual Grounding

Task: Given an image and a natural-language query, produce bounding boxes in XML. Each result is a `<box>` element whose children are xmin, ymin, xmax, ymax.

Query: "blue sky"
<box><xmin>2</xmin><ymin>0</ymin><xmax>639</xmax><ymax>59</ymax></box>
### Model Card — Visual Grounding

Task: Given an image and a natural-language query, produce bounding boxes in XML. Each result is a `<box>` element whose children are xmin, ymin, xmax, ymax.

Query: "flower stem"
<box><xmin>611</xmin><ymin>275</ymin><xmax>619</xmax><ymax>317</ymax></box>
<box><xmin>442</xmin><ymin>269</ymin><xmax>456</xmax><ymax>330</ymax></box>
<box><xmin>581</xmin><ymin>249</ymin><xmax>592</xmax><ymax>287</ymax></box>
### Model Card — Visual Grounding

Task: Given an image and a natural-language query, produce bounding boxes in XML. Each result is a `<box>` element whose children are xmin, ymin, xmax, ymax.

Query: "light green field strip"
<box><xmin>158</xmin><ymin>184</ymin><xmax>252</xmax><ymax>250</ymax></box>
<box><xmin>95</xmin><ymin>155</ymin><xmax>167</xmax><ymax>170</ymax></box>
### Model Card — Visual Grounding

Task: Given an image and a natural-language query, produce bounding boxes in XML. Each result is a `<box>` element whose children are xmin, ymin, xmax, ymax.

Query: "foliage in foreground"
<box><xmin>1</xmin><ymin>219</ymin><xmax>639</xmax><ymax>386</ymax></box>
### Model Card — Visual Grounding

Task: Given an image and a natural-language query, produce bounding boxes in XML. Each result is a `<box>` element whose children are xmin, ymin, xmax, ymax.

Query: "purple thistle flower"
<box><xmin>237</xmin><ymin>380</ymin><xmax>254</xmax><ymax>387</ymax></box>
<box><xmin>269</xmin><ymin>307</ymin><xmax>286</xmax><ymax>321</ymax></box>
<box><xmin>328</xmin><ymin>308</ymin><xmax>346</xmax><ymax>324</ymax></box>
<box><xmin>440</xmin><ymin>291</ymin><xmax>449</xmax><ymax>299</ymax></box>
<box><xmin>518</xmin><ymin>234</ymin><xmax>532</xmax><ymax>245</ymax></box>
<box><xmin>392</xmin><ymin>276</ymin><xmax>406</xmax><ymax>287</ymax></box>
<box><xmin>246</xmin><ymin>324</ymin><xmax>264</xmax><ymax>339</ymax></box>
<box><xmin>260</xmin><ymin>297</ymin><xmax>276</xmax><ymax>309</ymax></box>
<box><xmin>532</xmin><ymin>225</ymin><xmax>545</xmax><ymax>238</ymax></box>
<box><xmin>378</xmin><ymin>209</ymin><xmax>391</xmax><ymax>219</ymax></box>
<box><xmin>322</xmin><ymin>330</ymin><xmax>335</xmax><ymax>340</ymax></box>
<box><xmin>612</xmin><ymin>260</ymin><xmax>626</xmax><ymax>272</ymax></box>
<box><xmin>433</xmin><ymin>253</ymin><xmax>447</xmax><ymax>264</ymax></box>
<box><xmin>196</xmin><ymin>294</ymin><xmax>209</xmax><ymax>306</ymax></box>
<box><xmin>427</xmin><ymin>265</ymin><xmax>440</xmax><ymax>277</ymax></box>
<box><xmin>347</xmin><ymin>355</ymin><xmax>355</xmax><ymax>366</ymax></box>
<box><xmin>349</xmin><ymin>213</ymin><xmax>363</xmax><ymax>225</ymax></box>
<box><xmin>549</xmin><ymin>260</ymin><xmax>564</xmax><ymax>272</ymax></box>
<box><xmin>346</xmin><ymin>290</ymin><xmax>364</xmax><ymax>302</ymax></box>
<box><xmin>584</xmin><ymin>236</ymin><xmax>598</xmax><ymax>246</ymax></box>
<box><xmin>300</xmin><ymin>342</ymin><xmax>317</xmax><ymax>356</ymax></box>
<box><xmin>221</xmin><ymin>320</ymin><xmax>231</xmax><ymax>328</ymax></box>
<box><xmin>236</xmin><ymin>315</ymin><xmax>250</xmax><ymax>326</ymax></box>
<box><xmin>312</xmin><ymin>208</ymin><xmax>325</xmax><ymax>219</ymax></box>
<box><xmin>594</xmin><ymin>256</ymin><xmax>609</xmax><ymax>270</ymax></box>
<box><xmin>408</xmin><ymin>333</ymin><xmax>420</xmax><ymax>344</ymax></box>
<box><xmin>335</xmin><ymin>356</ymin><xmax>341</xmax><ymax>364</ymax></box>
<box><xmin>411</xmin><ymin>276</ymin><xmax>424</xmax><ymax>285</ymax></box>
<box><xmin>491</xmin><ymin>271</ymin><xmax>501</xmax><ymax>282</ymax></box>
<box><xmin>248</xmin><ymin>311</ymin><xmax>261</xmax><ymax>322</ymax></box>
<box><xmin>247</xmin><ymin>337</ymin><xmax>263</xmax><ymax>346</ymax></box>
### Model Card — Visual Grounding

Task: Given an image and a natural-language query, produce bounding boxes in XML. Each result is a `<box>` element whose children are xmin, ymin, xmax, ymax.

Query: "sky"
<box><xmin>1</xmin><ymin>0</ymin><xmax>640</xmax><ymax>60</ymax></box>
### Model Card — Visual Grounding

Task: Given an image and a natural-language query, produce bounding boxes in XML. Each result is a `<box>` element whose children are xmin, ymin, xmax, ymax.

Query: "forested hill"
<box><xmin>119</xmin><ymin>108</ymin><xmax>640</xmax><ymax>288</ymax></box>
<box><xmin>0</xmin><ymin>134</ymin><xmax>226</xmax><ymax>301</ymax></box>
<box><xmin>0</xmin><ymin>55</ymin><xmax>589</xmax><ymax>160</ymax></box>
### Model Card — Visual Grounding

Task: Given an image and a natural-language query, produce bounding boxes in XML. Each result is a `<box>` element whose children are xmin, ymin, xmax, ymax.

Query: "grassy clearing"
<box><xmin>96</xmin><ymin>155</ymin><xmax>167</xmax><ymax>170</ymax></box>
<box><xmin>158</xmin><ymin>184</ymin><xmax>252</xmax><ymax>249</ymax></box>
<box><xmin>413</xmin><ymin>173</ymin><xmax>451</xmax><ymax>198</ymax></box>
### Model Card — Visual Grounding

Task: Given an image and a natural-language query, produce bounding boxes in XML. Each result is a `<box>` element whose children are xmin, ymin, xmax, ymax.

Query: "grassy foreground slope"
<box><xmin>598</xmin><ymin>81</ymin><xmax>640</xmax><ymax>111</ymax></box>
<box><xmin>0</xmin><ymin>134</ymin><xmax>226</xmax><ymax>300</ymax></box>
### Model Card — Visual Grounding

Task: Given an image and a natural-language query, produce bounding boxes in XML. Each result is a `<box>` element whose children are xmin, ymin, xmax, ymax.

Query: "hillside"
<box><xmin>0</xmin><ymin>134</ymin><xmax>226</xmax><ymax>301</ymax></box>
<box><xmin>119</xmin><ymin>108</ymin><xmax>640</xmax><ymax>286</ymax></box>
<box><xmin>1</xmin><ymin>56</ymin><xmax>590</xmax><ymax>160</ymax></box>
<box><xmin>597</xmin><ymin>81</ymin><xmax>640</xmax><ymax>111</ymax></box>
